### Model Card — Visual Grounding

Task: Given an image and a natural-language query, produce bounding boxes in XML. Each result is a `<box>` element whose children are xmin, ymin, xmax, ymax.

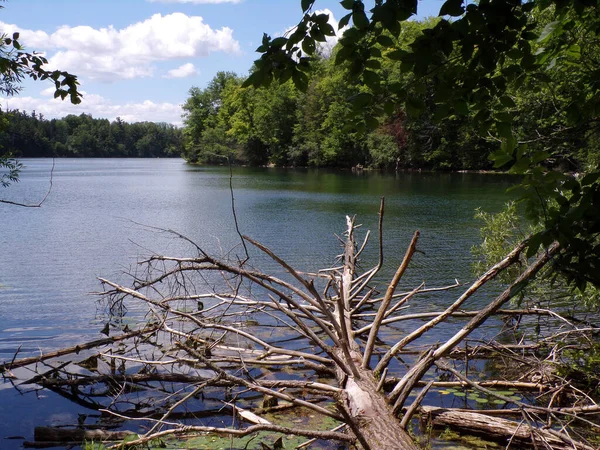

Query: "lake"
<box><xmin>0</xmin><ymin>158</ymin><xmax>516</xmax><ymax>448</ymax></box>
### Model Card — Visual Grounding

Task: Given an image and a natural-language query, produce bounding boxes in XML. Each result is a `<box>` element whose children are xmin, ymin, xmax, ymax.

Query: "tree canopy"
<box><xmin>236</xmin><ymin>0</ymin><xmax>600</xmax><ymax>290</ymax></box>
<box><xmin>0</xmin><ymin>111</ymin><xmax>183</xmax><ymax>158</ymax></box>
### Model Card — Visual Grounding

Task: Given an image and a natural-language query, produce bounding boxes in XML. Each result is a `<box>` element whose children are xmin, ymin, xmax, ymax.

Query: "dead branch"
<box><xmin>389</xmin><ymin>242</ymin><xmax>561</xmax><ymax>413</ymax></box>
<box><xmin>9</xmin><ymin>211</ymin><xmax>598</xmax><ymax>450</ymax></box>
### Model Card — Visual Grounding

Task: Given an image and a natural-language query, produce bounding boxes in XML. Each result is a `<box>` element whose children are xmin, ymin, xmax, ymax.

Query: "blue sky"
<box><xmin>1</xmin><ymin>0</ymin><xmax>444</xmax><ymax>125</ymax></box>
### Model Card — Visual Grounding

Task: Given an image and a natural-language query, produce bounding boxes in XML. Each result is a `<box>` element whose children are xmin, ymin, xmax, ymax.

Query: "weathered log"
<box><xmin>421</xmin><ymin>406</ymin><xmax>596</xmax><ymax>450</ymax></box>
<box><xmin>33</xmin><ymin>427</ymin><xmax>137</xmax><ymax>442</ymax></box>
<box><xmin>1</xmin><ymin>326</ymin><xmax>159</xmax><ymax>372</ymax></box>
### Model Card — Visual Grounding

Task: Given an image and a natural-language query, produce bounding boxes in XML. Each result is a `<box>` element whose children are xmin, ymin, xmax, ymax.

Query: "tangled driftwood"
<box><xmin>2</xmin><ymin>202</ymin><xmax>599</xmax><ymax>449</ymax></box>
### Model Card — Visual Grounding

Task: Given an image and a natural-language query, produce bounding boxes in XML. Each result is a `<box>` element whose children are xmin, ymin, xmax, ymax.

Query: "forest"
<box><xmin>4</xmin><ymin>13</ymin><xmax>599</xmax><ymax>173</ymax></box>
<box><xmin>0</xmin><ymin>110</ymin><xmax>184</xmax><ymax>158</ymax></box>
<box><xmin>181</xmin><ymin>16</ymin><xmax>599</xmax><ymax>172</ymax></box>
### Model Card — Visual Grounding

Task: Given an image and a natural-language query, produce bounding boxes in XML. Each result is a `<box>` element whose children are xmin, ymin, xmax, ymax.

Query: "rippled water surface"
<box><xmin>0</xmin><ymin>158</ymin><xmax>516</xmax><ymax>447</ymax></box>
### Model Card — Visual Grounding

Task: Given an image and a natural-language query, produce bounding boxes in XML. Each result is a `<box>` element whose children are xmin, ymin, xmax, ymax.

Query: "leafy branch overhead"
<box><xmin>244</xmin><ymin>0</ymin><xmax>600</xmax><ymax>290</ymax></box>
<box><xmin>0</xmin><ymin>31</ymin><xmax>82</xmax><ymax>104</ymax></box>
<box><xmin>1</xmin><ymin>5</ymin><xmax>83</xmax><ymax>197</ymax></box>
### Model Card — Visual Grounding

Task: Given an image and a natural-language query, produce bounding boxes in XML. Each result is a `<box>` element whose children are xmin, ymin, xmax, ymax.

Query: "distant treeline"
<box><xmin>0</xmin><ymin>110</ymin><xmax>184</xmax><ymax>158</ymax></box>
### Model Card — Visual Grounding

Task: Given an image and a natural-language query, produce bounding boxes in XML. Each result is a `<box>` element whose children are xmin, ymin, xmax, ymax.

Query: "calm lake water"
<box><xmin>0</xmin><ymin>158</ymin><xmax>516</xmax><ymax>448</ymax></box>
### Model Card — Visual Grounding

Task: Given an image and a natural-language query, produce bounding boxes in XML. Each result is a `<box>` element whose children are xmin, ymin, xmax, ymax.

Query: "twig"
<box><xmin>362</xmin><ymin>230</ymin><xmax>420</xmax><ymax>368</ymax></box>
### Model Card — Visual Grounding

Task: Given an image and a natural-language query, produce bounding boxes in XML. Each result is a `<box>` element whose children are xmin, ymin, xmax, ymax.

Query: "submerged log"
<box><xmin>1</xmin><ymin>326</ymin><xmax>159</xmax><ymax>372</ymax></box>
<box><xmin>33</xmin><ymin>427</ymin><xmax>137</xmax><ymax>442</ymax></box>
<box><xmin>422</xmin><ymin>406</ymin><xmax>596</xmax><ymax>450</ymax></box>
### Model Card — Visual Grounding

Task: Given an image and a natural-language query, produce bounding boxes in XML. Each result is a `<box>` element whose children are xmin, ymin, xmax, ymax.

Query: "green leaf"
<box><xmin>387</xmin><ymin>49</ymin><xmax>406</xmax><ymax>61</ymax></box>
<box><xmin>377</xmin><ymin>35</ymin><xmax>395</xmax><ymax>47</ymax></box>
<box><xmin>302</xmin><ymin>38</ymin><xmax>316</xmax><ymax>55</ymax></box>
<box><xmin>434</xmin><ymin>103</ymin><xmax>451</xmax><ymax>121</ymax></box>
<box><xmin>242</xmin><ymin>71</ymin><xmax>263</xmax><ymax>88</ymax></box>
<box><xmin>495</xmin><ymin>112</ymin><xmax>514</xmax><ymax>123</ymax></box>
<box><xmin>270</xmin><ymin>37</ymin><xmax>287</xmax><ymax>48</ymax></box>
<box><xmin>292</xmin><ymin>70</ymin><xmax>309</xmax><ymax>91</ymax></box>
<box><xmin>363</xmin><ymin>70</ymin><xmax>380</xmax><ymax>87</ymax></box>
<box><xmin>366</xmin><ymin>116</ymin><xmax>379</xmax><ymax>130</ymax></box>
<box><xmin>566</xmin><ymin>103</ymin><xmax>580</xmax><ymax>125</ymax></box>
<box><xmin>340</xmin><ymin>0</ymin><xmax>354</xmax><ymax>9</ymax></box>
<box><xmin>301</xmin><ymin>0</ymin><xmax>312</xmax><ymax>12</ymax></box>
<box><xmin>526</xmin><ymin>232</ymin><xmax>543</xmax><ymax>258</ymax></box>
<box><xmin>490</xmin><ymin>150</ymin><xmax>513</xmax><ymax>168</ymax></box>
<box><xmin>310</xmin><ymin>26</ymin><xmax>327</xmax><ymax>42</ymax></box>
<box><xmin>351</xmin><ymin>92</ymin><xmax>373</xmax><ymax>108</ymax></box>
<box><xmin>453</xmin><ymin>99</ymin><xmax>469</xmax><ymax>115</ymax></box>
<box><xmin>537</xmin><ymin>21</ymin><xmax>560</xmax><ymax>42</ymax></box>
<box><xmin>581</xmin><ymin>172</ymin><xmax>600</xmax><ymax>186</ymax></box>
<box><xmin>500</xmin><ymin>96</ymin><xmax>516</xmax><ymax>108</ymax></box>
<box><xmin>400</xmin><ymin>59</ymin><xmax>414</xmax><ymax>72</ymax></box>
<box><xmin>338</xmin><ymin>13</ymin><xmax>352</xmax><ymax>29</ymax></box>
<box><xmin>388</xmin><ymin>82</ymin><xmax>405</xmax><ymax>95</ymax></box>
<box><xmin>370</xmin><ymin>47</ymin><xmax>382</xmax><ymax>58</ymax></box>
<box><xmin>320</xmin><ymin>22</ymin><xmax>336</xmax><ymax>36</ymax></box>
<box><xmin>506</xmin><ymin>48</ymin><xmax>523</xmax><ymax>59</ymax></box>
<box><xmin>509</xmin><ymin>280</ymin><xmax>528</xmax><ymax>298</ymax></box>
<box><xmin>365</xmin><ymin>59</ymin><xmax>381</xmax><ymax>69</ymax></box>
<box><xmin>353</xmin><ymin>9</ymin><xmax>369</xmax><ymax>29</ymax></box>
<box><xmin>405</xmin><ymin>97</ymin><xmax>425</xmax><ymax>117</ymax></box>
<box><xmin>439</xmin><ymin>0</ymin><xmax>464</xmax><ymax>17</ymax></box>
<box><xmin>384</xmin><ymin>101</ymin><xmax>395</xmax><ymax>115</ymax></box>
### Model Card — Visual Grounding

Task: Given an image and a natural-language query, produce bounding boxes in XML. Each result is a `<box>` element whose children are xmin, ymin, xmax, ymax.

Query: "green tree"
<box><xmin>247</xmin><ymin>0</ymin><xmax>600</xmax><ymax>289</ymax></box>
<box><xmin>1</xmin><ymin>3</ymin><xmax>81</xmax><ymax>194</ymax></box>
<box><xmin>181</xmin><ymin>71</ymin><xmax>239</xmax><ymax>163</ymax></box>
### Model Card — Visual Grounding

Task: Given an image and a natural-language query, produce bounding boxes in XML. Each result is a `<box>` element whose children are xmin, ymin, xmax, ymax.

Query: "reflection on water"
<box><xmin>0</xmin><ymin>158</ymin><xmax>515</xmax><ymax>447</ymax></box>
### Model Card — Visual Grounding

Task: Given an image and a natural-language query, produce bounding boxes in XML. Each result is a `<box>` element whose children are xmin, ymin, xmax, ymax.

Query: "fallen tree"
<box><xmin>2</xmin><ymin>203</ymin><xmax>599</xmax><ymax>449</ymax></box>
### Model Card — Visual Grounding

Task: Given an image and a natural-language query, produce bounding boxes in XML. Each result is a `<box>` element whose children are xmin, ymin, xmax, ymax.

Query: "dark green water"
<box><xmin>0</xmin><ymin>158</ymin><xmax>517</xmax><ymax>447</ymax></box>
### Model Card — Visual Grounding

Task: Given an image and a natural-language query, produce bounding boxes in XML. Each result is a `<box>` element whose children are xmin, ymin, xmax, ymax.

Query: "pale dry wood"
<box><xmin>421</xmin><ymin>406</ymin><xmax>596</xmax><ymax>450</ymax></box>
<box><xmin>20</xmin><ymin>212</ymin><xmax>596</xmax><ymax>450</ymax></box>
<box><xmin>375</xmin><ymin>240</ymin><xmax>527</xmax><ymax>376</ymax></box>
<box><xmin>362</xmin><ymin>230</ymin><xmax>420</xmax><ymax>369</ymax></box>
<box><xmin>330</xmin><ymin>217</ymin><xmax>419</xmax><ymax>450</ymax></box>
<box><xmin>400</xmin><ymin>380</ymin><xmax>434</xmax><ymax>429</ymax></box>
<box><xmin>389</xmin><ymin>242</ymin><xmax>560</xmax><ymax>413</ymax></box>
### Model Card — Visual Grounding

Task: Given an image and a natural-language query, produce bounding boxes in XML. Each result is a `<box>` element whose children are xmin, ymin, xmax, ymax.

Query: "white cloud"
<box><xmin>40</xmin><ymin>86</ymin><xmax>57</xmax><ymax>97</ymax></box>
<box><xmin>2</xmin><ymin>94</ymin><xmax>184</xmax><ymax>126</ymax></box>
<box><xmin>280</xmin><ymin>9</ymin><xmax>346</xmax><ymax>58</ymax></box>
<box><xmin>147</xmin><ymin>0</ymin><xmax>242</xmax><ymax>3</ymax></box>
<box><xmin>164</xmin><ymin>62</ymin><xmax>199</xmax><ymax>78</ymax></box>
<box><xmin>0</xmin><ymin>13</ymin><xmax>240</xmax><ymax>82</ymax></box>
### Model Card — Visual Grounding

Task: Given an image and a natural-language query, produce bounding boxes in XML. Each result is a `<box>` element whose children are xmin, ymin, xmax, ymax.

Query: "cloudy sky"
<box><xmin>1</xmin><ymin>0</ymin><xmax>443</xmax><ymax>126</ymax></box>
